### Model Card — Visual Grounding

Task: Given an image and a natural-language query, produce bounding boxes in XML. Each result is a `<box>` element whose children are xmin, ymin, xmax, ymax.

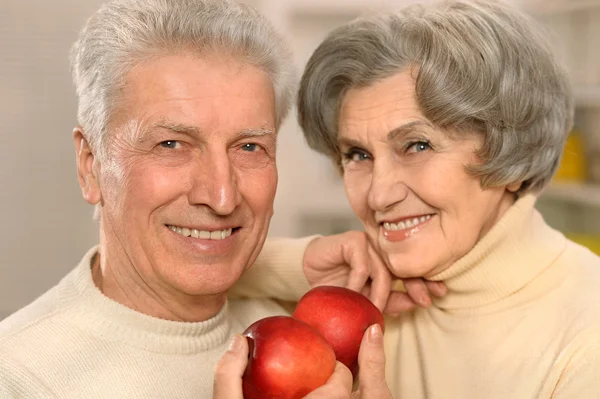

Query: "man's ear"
<box><xmin>74</xmin><ymin>127</ymin><xmax>102</xmax><ymax>205</ymax></box>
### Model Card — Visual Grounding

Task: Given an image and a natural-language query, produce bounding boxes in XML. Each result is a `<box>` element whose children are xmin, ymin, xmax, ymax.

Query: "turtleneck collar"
<box><xmin>56</xmin><ymin>246</ymin><xmax>232</xmax><ymax>354</ymax></box>
<box><xmin>429</xmin><ymin>193</ymin><xmax>567</xmax><ymax>310</ymax></box>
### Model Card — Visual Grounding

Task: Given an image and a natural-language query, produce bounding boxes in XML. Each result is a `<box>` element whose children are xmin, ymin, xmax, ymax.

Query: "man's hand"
<box><xmin>214</xmin><ymin>335</ymin><xmax>354</xmax><ymax>399</ymax></box>
<box><xmin>303</xmin><ymin>231</ymin><xmax>447</xmax><ymax>314</ymax></box>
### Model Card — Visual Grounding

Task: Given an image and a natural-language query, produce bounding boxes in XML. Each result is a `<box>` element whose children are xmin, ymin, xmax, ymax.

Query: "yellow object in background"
<box><xmin>566</xmin><ymin>233</ymin><xmax>600</xmax><ymax>256</ymax></box>
<box><xmin>554</xmin><ymin>129</ymin><xmax>588</xmax><ymax>182</ymax></box>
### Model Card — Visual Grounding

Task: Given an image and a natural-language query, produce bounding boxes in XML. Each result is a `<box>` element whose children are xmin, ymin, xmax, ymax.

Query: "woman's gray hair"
<box><xmin>298</xmin><ymin>0</ymin><xmax>574</xmax><ymax>193</ymax></box>
<box><xmin>71</xmin><ymin>0</ymin><xmax>296</xmax><ymax>158</ymax></box>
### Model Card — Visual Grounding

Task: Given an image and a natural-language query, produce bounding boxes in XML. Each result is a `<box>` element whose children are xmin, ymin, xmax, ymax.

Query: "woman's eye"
<box><xmin>343</xmin><ymin>149</ymin><xmax>371</xmax><ymax>162</ymax></box>
<box><xmin>160</xmin><ymin>140</ymin><xmax>180</xmax><ymax>149</ymax></box>
<box><xmin>407</xmin><ymin>141</ymin><xmax>431</xmax><ymax>153</ymax></box>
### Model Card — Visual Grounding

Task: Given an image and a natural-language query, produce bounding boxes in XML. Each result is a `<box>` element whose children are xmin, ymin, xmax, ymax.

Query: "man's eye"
<box><xmin>242</xmin><ymin>143</ymin><xmax>259</xmax><ymax>152</ymax></box>
<box><xmin>160</xmin><ymin>140</ymin><xmax>180</xmax><ymax>149</ymax></box>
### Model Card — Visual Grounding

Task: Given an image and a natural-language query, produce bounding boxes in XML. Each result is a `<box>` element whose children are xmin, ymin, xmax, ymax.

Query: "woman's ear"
<box><xmin>507</xmin><ymin>181</ymin><xmax>523</xmax><ymax>193</ymax></box>
<box><xmin>74</xmin><ymin>127</ymin><xmax>102</xmax><ymax>205</ymax></box>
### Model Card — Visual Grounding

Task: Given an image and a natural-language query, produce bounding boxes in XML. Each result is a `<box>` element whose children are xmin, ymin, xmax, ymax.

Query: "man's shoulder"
<box><xmin>0</xmin><ymin>250</ymin><xmax>94</xmax><ymax>342</ymax></box>
<box><xmin>0</xmin><ymin>266</ymin><xmax>81</xmax><ymax>356</ymax></box>
<box><xmin>0</xmin><ymin>284</ymin><xmax>63</xmax><ymax>340</ymax></box>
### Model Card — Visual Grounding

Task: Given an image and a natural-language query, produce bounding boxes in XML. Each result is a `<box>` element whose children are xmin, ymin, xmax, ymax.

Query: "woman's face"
<box><xmin>338</xmin><ymin>70</ymin><xmax>518</xmax><ymax>278</ymax></box>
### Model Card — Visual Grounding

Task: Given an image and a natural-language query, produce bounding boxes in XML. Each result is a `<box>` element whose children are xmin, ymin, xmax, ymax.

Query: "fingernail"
<box><xmin>419</xmin><ymin>295</ymin><xmax>431</xmax><ymax>307</ymax></box>
<box><xmin>438</xmin><ymin>283</ymin><xmax>448</xmax><ymax>295</ymax></box>
<box><xmin>368</xmin><ymin>324</ymin><xmax>383</xmax><ymax>344</ymax></box>
<box><xmin>228</xmin><ymin>335</ymin><xmax>242</xmax><ymax>353</ymax></box>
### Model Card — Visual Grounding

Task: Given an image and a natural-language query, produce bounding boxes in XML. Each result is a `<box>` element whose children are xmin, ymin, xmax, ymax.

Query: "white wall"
<box><xmin>0</xmin><ymin>0</ymin><xmax>107</xmax><ymax>319</ymax></box>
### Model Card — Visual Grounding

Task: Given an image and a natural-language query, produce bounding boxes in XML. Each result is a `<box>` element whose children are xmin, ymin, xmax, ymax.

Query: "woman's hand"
<box><xmin>213</xmin><ymin>335</ymin><xmax>354</xmax><ymax>399</ymax></box>
<box><xmin>303</xmin><ymin>231</ymin><xmax>447</xmax><ymax>314</ymax></box>
<box><xmin>351</xmin><ymin>324</ymin><xmax>392</xmax><ymax>399</ymax></box>
<box><xmin>213</xmin><ymin>325</ymin><xmax>392</xmax><ymax>399</ymax></box>
<box><xmin>306</xmin><ymin>324</ymin><xmax>392</xmax><ymax>399</ymax></box>
<box><xmin>213</xmin><ymin>335</ymin><xmax>248</xmax><ymax>399</ymax></box>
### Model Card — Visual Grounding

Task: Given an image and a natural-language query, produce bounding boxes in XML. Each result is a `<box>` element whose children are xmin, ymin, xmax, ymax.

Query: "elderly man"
<box><xmin>0</xmin><ymin>0</ymin><xmax>440</xmax><ymax>397</ymax></box>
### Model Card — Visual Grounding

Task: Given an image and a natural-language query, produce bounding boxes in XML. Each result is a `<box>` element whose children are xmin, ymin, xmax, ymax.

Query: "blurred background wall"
<box><xmin>1</xmin><ymin>0</ymin><xmax>600</xmax><ymax>320</ymax></box>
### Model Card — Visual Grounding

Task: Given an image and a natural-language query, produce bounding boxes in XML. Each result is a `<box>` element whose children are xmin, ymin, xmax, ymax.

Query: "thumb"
<box><xmin>356</xmin><ymin>324</ymin><xmax>392</xmax><ymax>399</ymax></box>
<box><xmin>304</xmin><ymin>361</ymin><xmax>354</xmax><ymax>398</ymax></box>
<box><xmin>213</xmin><ymin>335</ymin><xmax>249</xmax><ymax>399</ymax></box>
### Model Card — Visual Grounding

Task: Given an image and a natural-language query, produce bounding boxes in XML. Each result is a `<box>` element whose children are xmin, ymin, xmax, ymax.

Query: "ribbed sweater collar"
<box><xmin>430</xmin><ymin>194</ymin><xmax>567</xmax><ymax>310</ymax></box>
<box><xmin>57</xmin><ymin>247</ymin><xmax>231</xmax><ymax>354</ymax></box>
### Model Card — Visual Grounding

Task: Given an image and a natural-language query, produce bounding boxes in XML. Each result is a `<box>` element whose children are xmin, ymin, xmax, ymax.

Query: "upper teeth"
<box><xmin>168</xmin><ymin>225</ymin><xmax>233</xmax><ymax>240</ymax></box>
<box><xmin>384</xmin><ymin>215</ymin><xmax>431</xmax><ymax>231</ymax></box>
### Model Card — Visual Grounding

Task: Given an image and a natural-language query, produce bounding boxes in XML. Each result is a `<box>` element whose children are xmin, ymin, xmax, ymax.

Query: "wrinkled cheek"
<box><xmin>246</xmin><ymin>167</ymin><xmax>278</xmax><ymax>224</ymax></box>
<box><xmin>343</xmin><ymin>177</ymin><xmax>369</xmax><ymax>221</ymax></box>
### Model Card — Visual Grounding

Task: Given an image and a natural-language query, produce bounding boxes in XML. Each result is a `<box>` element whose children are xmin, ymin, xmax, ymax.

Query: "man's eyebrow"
<box><xmin>154</xmin><ymin>121</ymin><xmax>200</xmax><ymax>136</ymax></box>
<box><xmin>134</xmin><ymin>120</ymin><xmax>200</xmax><ymax>143</ymax></box>
<box><xmin>237</xmin><ymin>127</ymin><xmax>275</xmax><ymax>138</ymax></box>
<box><xmin>137</xmin><ymin>122</ymin><xmax>274</xmax><ymax>143</ymax></box>
<box><xmin>387</xmin><ymin>120</ymin><xmax>434</xmax><ymax>141</ymax></box>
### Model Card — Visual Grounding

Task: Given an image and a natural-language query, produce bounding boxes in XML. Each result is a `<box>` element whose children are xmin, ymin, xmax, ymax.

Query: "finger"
<box><xmin>213</xmin><ymin>335</ymin><xmax>248</xmax><ymax>399</ymax></box>
<box><xmin>426</xmin><ymin>280</ymin><xmax>448</xmax><ymax>297</ymax></box>
<box><xmin>356</xmin><ymin>324</ymin><xmax>392</xmax><ymax>399</ymax></box>
<box><xmin>304</xmin><ymin>361</ymin><xmax>353</xmax><ymax>398</ymax></box>
<box><xmin>366</xmin><ymin>245</ymin><xmax>392</xmax><ymax>312</ymax></box>
<box><xmin>345</xmin><ymin>236</ymin><xmax>371</xmax><ymax>293</ymax></box>
<box><xmin>382</xmin><ymin>291</ymin><xmax>417</xmax><ymax>316</ymax></box>
<box><xmin>404</xmin><ymin>278</ymin><xmax>431</xmax><ymax>307</ymax></box>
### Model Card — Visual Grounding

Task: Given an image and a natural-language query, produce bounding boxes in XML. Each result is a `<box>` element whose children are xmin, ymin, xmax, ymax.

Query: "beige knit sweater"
<box><xmin>0</xmin><ymin>237</ymin><xmax>312</xmax><ymax>398</ymax></box>
<box><xmin>233</xmin><ymin>195</ymin><xmax>600</xmax><ymax>398</ymax></box>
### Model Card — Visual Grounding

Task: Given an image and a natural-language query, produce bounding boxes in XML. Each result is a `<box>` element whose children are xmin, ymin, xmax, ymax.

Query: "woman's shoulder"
<box><xmin>561</xmin><ymin>239</ymin><xmax>600</xmax><ymax>280</ymax></box>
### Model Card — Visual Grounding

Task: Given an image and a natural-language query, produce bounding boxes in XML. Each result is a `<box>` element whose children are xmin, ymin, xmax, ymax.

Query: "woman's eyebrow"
<box><xmin>338</xmin><ymin>120</ymin><xmax>434</xmax><ymax>148</ymax></box>
<box><xmin>387</xmin><ymin>120</ymin><xmax>434</xmax><ymax>141</ymax></box>
<box><xmin>337</xmin><ymin>136</ymin><xmax>364</xmax><ymax>149</ymax></box>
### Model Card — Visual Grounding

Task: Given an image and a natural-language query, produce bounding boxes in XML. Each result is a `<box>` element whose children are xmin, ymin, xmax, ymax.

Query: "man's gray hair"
<box><xmin>71</xmin><ymin>0</ymin><xmax>296</xmax><ymax>157</ymax></box>
<box><xmin>298</xmin><ymin>0</ymin><xmax>574</xmax><ymax>194</ymax></box>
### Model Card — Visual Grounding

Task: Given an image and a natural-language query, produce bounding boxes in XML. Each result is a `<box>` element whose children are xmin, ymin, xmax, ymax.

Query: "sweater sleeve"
<box><xmin>550</xmin><ymin>329</ymin><xmax>600</xmax><ymax>398</ymax></box>
<box><xmin>229</xmin><ymin>236</ymin><xmax>319</xmax><ymax>302</ymax></box>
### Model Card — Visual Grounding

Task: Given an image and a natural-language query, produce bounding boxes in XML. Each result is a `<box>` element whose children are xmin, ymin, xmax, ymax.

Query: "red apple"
<box><xmin>242</xmin><ymin>316</ymin><xmax>336</xmax><ymax>399</ymax></box>
<box><xmin>292</xmin><ymin>286</ymin><xmax>385</xmax><ymax>376</ymax></box>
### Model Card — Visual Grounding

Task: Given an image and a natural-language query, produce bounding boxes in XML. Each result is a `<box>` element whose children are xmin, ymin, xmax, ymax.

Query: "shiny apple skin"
<box><xmin>293</xmin><ymin>286</ymin><xmax>385</xmax><ymax>376</ymax></box>
<box><xmin>242</xmin><ymin>316</ymin><xmax>336</xmax><ymax>399</ymax></box>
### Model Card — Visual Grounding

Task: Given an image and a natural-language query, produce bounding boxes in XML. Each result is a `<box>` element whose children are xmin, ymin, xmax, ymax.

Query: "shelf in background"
<box><xmin>542</xmin><ymin>181</ymin><xmax>600</xmax><ymax>207</ymax></box>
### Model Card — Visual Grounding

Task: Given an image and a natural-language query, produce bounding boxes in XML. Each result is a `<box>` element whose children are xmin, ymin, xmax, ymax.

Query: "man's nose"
<box><xmin>367</xmin><ymin>158</ymin><xmax>408</xmax><ymax>212</ymax></box>
<box><xmin>188</xmin><ymin>150</ymin><xmax>241</xmax><ymax>215</ymax></box>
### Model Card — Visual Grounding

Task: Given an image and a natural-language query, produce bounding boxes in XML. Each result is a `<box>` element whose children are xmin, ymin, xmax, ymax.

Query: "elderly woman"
<box><xmin>224</xmin><ymin>0</ymin><xmax>600</xmax><ymax>397</ymax></box>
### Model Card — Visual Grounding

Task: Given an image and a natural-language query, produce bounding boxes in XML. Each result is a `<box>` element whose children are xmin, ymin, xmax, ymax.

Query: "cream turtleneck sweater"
<box><xmin>383</xmin><ymin>194</ymin><xmax>600</xmax><ymax>398</ymax></box>
<box><xmin>0</xmin><ymin>238</ymin><xmax>312</xmax><ymax>398</ymax></box>
<box><xmin>236</xmin><ymin>194</ymin><xmax>600</xmax><ymax>398</ymax></box>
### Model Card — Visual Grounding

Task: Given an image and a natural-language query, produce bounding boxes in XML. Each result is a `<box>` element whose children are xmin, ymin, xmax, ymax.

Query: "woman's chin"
<box><xmin>385</xmin><ymin>255</ymin><xmax>437</xmax><ymax>279</ymax></box>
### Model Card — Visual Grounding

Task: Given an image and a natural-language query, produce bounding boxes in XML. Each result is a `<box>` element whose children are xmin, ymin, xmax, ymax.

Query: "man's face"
<box><xmin>88</xmin><ymin>53</ymin><xmax>277</xmax><ymax>301</ymax></box>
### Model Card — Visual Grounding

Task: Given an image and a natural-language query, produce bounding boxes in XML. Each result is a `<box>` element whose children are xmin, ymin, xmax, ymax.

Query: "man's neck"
<box><xmin>91</xmin><ymin>252</ymin><xmax>227</xmax><ymax>323</ymax></box>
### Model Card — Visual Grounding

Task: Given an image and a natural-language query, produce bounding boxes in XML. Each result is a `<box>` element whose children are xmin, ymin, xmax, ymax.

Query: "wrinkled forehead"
<box><xmin>104</xmin><ymin>53</ymin><xmax>277</xmax><ymax>142</ymax></box>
